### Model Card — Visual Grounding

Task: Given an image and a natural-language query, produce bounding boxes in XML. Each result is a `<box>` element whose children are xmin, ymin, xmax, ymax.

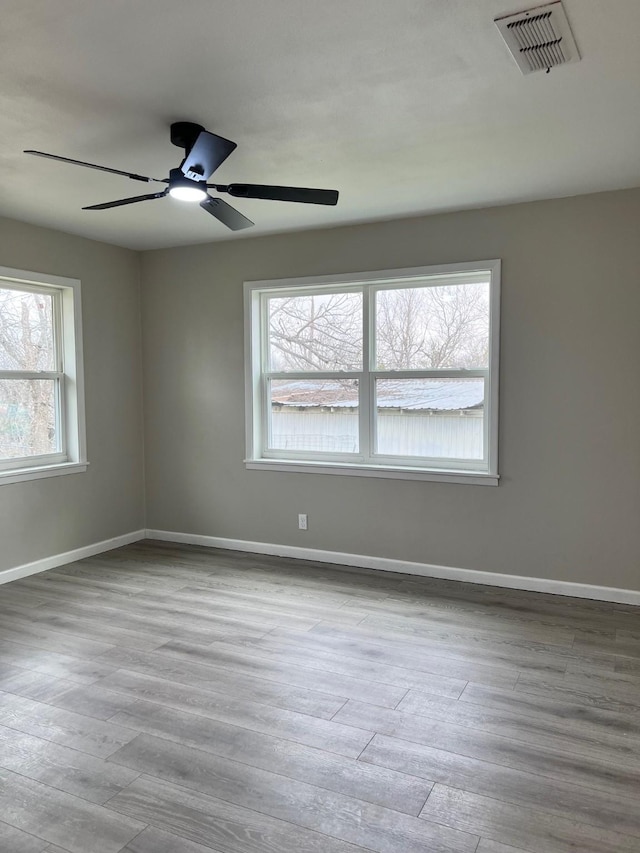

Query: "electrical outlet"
<box><xmin>298</xmin><ymin>513</ymin><xmax>308</xmax><ymax>530</ymax></box>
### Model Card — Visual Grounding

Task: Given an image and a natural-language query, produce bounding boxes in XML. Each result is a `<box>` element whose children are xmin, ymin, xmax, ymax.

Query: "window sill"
<box><xmin>245</xmin><ymin>458</ymin><xmax>499</xmax><ymax>485</ymax></box>
<box><xmin>0</xmin><ymin>461</ymin><xmax>89</xmax><ymax>486</ymax></box>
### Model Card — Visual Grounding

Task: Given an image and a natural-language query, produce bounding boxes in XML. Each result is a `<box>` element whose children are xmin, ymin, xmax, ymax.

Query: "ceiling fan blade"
<box><xmin>181</xmin><ymin>131</ymin><xmax>237</xmax><ymax>182</ymax></box>
<box><xmin>212</xmin><ymin>183</ymin><xmax>339</xmax><ymax>206</ymax></box>
<box><xmin>83</xmin><ymin>190</ymin><xmax>168</xmax><ymax>210</ymax></box>
<box><xmin>200</xmin><ymin>196</ymin><xmax>254</xmax><ymax>231</ymax></box>
<box><xmin>24</xmin><ymin>150</ymin><xmax>166</xmax><ymax>184</ymax></box>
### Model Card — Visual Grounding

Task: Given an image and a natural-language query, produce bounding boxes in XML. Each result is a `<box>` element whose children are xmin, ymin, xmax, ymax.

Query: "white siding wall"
<box><xmin>271</xmin><ymin>410</ymin><xmax>483</xmax><ymax>459</ymax></box>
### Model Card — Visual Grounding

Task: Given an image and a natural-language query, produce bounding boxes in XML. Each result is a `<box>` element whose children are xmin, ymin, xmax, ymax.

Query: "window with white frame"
<box><xmin>0</xmin><ymin>267</ymin><xmax>87</xmax><ymax>485</ymax></box>
<box><xmin>245</xmin><ymin>261</ymin><xmax>500</xmax><ymax>484</ymax></box>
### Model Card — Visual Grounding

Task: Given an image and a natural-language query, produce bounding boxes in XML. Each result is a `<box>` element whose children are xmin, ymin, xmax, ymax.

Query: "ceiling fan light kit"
<box><xmin>167</xmin><ymin>169</ymin><xmax>208</xmax><ymax>203</ymax></box>
<box><xmin>24</xmin><ymin>121</ymin><xmax>339</xmax><ymax>232</ymax></box>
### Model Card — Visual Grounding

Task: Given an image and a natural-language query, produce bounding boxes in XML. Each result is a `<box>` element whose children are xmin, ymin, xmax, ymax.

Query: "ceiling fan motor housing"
<box><xmin>170</xmin><ymin>122</ymin><xmax>205</xmax><ymax>154</ymax></box>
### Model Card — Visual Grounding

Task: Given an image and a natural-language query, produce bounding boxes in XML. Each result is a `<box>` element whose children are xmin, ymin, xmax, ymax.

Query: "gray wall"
<box><xmin>0</xmin><ymin>217</ymin><xmax>145</xmax><ymax>572</ymax></box>
<box><xmin>141</xmin><ymin>188</ymin><xmax>640</xmax><ymax>591</ymax></box>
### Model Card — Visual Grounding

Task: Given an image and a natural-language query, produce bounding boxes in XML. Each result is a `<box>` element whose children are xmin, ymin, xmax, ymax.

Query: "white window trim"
<box><xmin>0</xmin><ymin>266</ymin><xmax>88</xmax><ymax>486</ymax></box>
<box><xmin>244</xmin><ymin>260</ymin><xmax>500</xmax><ymax>485</ymax></box>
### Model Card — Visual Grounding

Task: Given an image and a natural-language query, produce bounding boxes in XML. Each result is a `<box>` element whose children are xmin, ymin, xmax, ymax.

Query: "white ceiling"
<box><xmin>1</xmin><ymin>0</ymin><xmax>639</xmax><ymax>250</ymax></box>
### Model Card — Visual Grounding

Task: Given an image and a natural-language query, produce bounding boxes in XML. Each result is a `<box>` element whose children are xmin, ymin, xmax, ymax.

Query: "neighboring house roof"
<box><xmin>271</xmin><ymin>379</ymin><xmax>483</xmax><ymax>411</ymax></box>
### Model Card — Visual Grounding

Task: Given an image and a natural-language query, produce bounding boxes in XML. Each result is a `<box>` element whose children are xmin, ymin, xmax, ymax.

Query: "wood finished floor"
<box><xmin>0</xmin><ymin>542</ymin><xmax>639</xmax><ymax>853</ymax></box>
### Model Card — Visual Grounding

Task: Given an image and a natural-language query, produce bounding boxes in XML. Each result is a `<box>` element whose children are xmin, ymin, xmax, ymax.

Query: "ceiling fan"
<box><xmin>24</xmin><ymin>122</ymin><xmax>339</xmax><ymax>231</ymax></box>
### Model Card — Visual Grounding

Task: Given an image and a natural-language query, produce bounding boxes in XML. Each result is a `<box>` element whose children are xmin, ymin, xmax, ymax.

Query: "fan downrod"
<box><xmin>170</xmin><ymin>122</ymin><xmax>205</xmax><ymax>154</ymax></box>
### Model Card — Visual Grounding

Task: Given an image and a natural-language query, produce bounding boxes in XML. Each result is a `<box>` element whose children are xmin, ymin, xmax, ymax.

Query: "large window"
<box><xmin>245</xmin><ymin>261</ymin><xmax>500</xmax><ymax>484</ymax></box>
<box><xmin>0</xmin><ymin>267</ymin><xmax>87</xmax><ymax>485</ymax></box>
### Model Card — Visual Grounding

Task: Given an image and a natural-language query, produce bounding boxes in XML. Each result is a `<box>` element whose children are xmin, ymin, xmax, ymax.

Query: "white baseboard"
<box><xmin>145</xmin><ymin>528</ymin><xmax>640</xmax><ymax>607</ymax></box>
<box><xmin>0</xmin><ymin>529</ymin><xmax>146</xmax><ymax>586</ymax></box>
<box><xmin>3</xmin><ymin>525</ymin><xmax>637</xmax><ymax>607</ymax></box>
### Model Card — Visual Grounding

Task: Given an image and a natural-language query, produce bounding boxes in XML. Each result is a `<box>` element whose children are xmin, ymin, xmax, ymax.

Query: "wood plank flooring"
<box><xmin>0</xmin><ymin>541</ymin><xmax>639</xmax><ymax>853</ymax></box>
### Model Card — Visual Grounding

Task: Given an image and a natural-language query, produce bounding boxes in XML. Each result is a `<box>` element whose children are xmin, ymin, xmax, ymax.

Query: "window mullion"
<box><xmin>55</xmin><ymin>375</ymin><xmax>66</xmax><ymax>456</ymax></box>
<box><xmin>265</xmin><ymin>371</ymin><xmax>361</xmax><ymax>381</ymax></box>
<box><xmin>371</xmin><ymin>369</ymin><xmax>488</xmax><ymax>380</ymax></box>
<box><xmin>261</xmin><ymin>374</ymin><xmax>270</xmax><ymax>455</ymax></box>
<box><xmin>359</xmin><ymin>286</ymin><xmax>372</xmax><ymax>461</ymax></box>
<box><xmin>259</xmin><ymin>293</ymin><xmax>270</xmax><ymax>456</ymax></box>
<box><xmin>0</xmin><ymin>370</ymin><xmax>62</xmax><ymax>380</ymax></box>
<box><xmin>54</xmin><ymin>289</ymin><xmax>64</xmax><ymax>373</ymax></box>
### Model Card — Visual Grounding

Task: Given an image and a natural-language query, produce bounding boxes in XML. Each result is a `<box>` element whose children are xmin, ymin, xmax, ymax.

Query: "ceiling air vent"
<box><xmin>495</xmin><ymin>1</ymin><xmax>580</xmax><ymax>75</ymax></box>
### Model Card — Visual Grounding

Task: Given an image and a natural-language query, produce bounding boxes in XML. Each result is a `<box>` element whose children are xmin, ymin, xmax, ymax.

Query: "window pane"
<box><xmin>375</xmin><ymin>378</ymin><xmax>484</xmax><ymax>460</ymax></box>
<box><xmin>0</xmin><ymin>379</ymin><xmax>58</xmax><ymax>459</ymax></box>
<box><xmin>375</xmin><ymin>282</ymin><xmax>490</xmax><ymax>369</ymax></box>
<box><xmin>268</xmin><ymin>291</ymin><xmax>362</xmax><ymax>371</ymax></box>
<box><xmin>0</xmin><ymin>288</ymin><xmax>56</xmax><ymax>371</ymax></box>
<box><xmin>270</xmin><ymin>379</ymin><xmax>359</xmax><ymax>453</ymax></box>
